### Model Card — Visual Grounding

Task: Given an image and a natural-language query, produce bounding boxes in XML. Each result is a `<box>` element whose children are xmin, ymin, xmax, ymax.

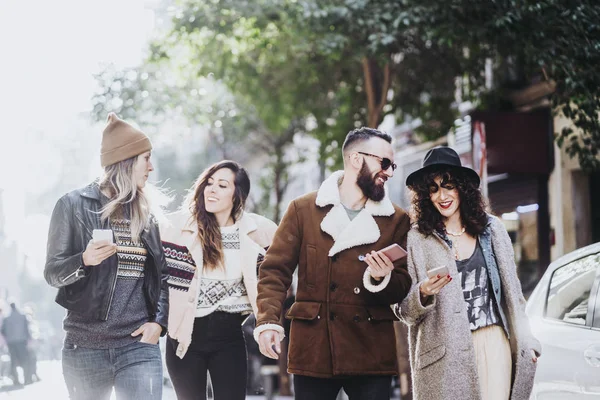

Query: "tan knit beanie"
<box><xmin>100</xmin><ymin>113</ymin><xmax>153</xmax><ymax>167</ymax></box>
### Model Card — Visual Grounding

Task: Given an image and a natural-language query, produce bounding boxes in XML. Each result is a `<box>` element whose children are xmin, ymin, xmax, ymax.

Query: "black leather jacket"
<box><xmin>44</xmin><ymin>183</ymin><xmax>169</xmax><ymax>331</ymax></box>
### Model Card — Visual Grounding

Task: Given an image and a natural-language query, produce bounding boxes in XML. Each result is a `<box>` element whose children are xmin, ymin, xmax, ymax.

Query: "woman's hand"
<box><xmin>82</xmin><ymin>240</ymin><xmax>117</xmax><ymax>266</ymax></box>
<box><xmin>364</xmin><ymin>250</ymin><xmax>394</xmax><ymax>281</ymax></box>
<box><xmin>419</xmin><ymin>272</ymin><xmax>452</xmax><ymax>299</ymax></box>
<box><xmin>531</xmin><ymin>350</ymin><xmax>538</xmax><ymax>363</ymax></box>
<box><xmin>131</xmin><ymin>322</ymin><xmax>162</xmax><ymax>344</ymax></box>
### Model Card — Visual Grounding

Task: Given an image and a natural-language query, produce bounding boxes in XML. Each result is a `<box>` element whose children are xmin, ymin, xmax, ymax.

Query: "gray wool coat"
<box><xmin>398</xmin><ymin>215</ymin><xmax>541</xmax><ymax>400</ymax></box>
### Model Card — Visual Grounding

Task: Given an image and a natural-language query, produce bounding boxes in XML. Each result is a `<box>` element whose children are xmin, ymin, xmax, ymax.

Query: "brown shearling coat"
<box><xmin>255</xmin><ymin>171</ymin><xmax>412</xmax><ymax>378</ymax></box>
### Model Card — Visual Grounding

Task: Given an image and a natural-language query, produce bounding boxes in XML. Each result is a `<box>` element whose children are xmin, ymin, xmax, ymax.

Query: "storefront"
<box><xmin>470</xmin><ymin>108</ymin><xmax>554</xmax><ymax>294</ymax></box>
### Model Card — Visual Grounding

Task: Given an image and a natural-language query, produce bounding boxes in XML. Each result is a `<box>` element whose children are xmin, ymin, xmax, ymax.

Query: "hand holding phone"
<box><xmin>420</xmin><ymin>265</ymin><xmax>452</xmax><ymax>298</ymax></box>
<box><xmin>83</xmin><ymin>229</ymin><xmax>117</xmax><ymax>266</ymax></box>
<box><xmin>92</xmin><ymin>229</ymin><xmax>114</xmax><ymax>244</ymax></box>
<box><xmin>379</xmin><ymin>243</ymin><xmax>408</xmax><ymax>262</ymax></box>
<box><xmin>426</xmin><ymin>265</ymin><xmax>450</xmax><ymax>279</ymax></box>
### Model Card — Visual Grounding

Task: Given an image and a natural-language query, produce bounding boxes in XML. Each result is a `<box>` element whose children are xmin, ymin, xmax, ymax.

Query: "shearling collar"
<box><xmin>316</xmin><ymin>170</ymin><xmax>395</xmax><ymax>256</ymax></box>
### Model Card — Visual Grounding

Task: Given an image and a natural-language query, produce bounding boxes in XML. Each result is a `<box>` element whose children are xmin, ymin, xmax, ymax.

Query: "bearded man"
<box><xmin>254</xmin><ymin>127</ymin><xmax>412</xmax><ymax>400</ymax></box>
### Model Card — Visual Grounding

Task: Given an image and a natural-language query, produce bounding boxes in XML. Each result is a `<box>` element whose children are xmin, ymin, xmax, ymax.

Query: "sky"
<box><xmin>0</xmin><ymin>0</ymin><xmax>159</xmax><ymax>274</ymax></box>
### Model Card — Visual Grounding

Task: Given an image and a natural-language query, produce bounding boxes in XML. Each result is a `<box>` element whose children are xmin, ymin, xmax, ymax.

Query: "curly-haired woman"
<box><xmin>398</xmin><ymin>147</ymin><xmax>541</xmax><ymax>400</ymax></box>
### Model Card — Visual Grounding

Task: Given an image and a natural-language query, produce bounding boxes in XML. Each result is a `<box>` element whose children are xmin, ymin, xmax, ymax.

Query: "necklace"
<box><xmin>446</xmin><ymin>226</ymin><xmax>466</xmax><ymax>237</ymax></box>
<box><xmin>450</xmin><ymin>235</ymin><xmax>460</xmax><ymax>260</ymax></box>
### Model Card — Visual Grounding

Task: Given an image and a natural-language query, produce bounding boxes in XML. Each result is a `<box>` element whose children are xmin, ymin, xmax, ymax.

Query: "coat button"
<box><xmin>358</xmin><ymin>254</ymin><xmax>365</xmax><ymax>261</ymax></box>
<box><xmin>353</xmin><ymin>315</ymin><xmax>360</xmax><ymax>322</ymax></box>
<box><xmin>330</xmin><ymin>283</ymin><xmax>338</xmax><ymax>292</ymax></box>
<box><xmin>353</xmin><ymin>287</ymin><xmax>360</xmax><ymax>294</ymax></box>
<box><xmin>188</xmin><ymin>297</ymin><xmax>195</xmax><ymax>303</ymax></box>
<box><xmin>332</xmin><ymin>254</ymin><xmax>338</xmax><ymax>262</ymax></box>
<box><xmin>329</xmin><ymin>312</ymin><xmax>336</xmax><ymax>321</ymax></box>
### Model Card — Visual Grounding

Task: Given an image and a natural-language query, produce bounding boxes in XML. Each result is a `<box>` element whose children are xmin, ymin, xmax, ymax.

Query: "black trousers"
<box><xmin>294</xmin><ymin>374</ymin><xmax>392</xmax><ymax>400</ymax></box>
<box><xmin>166</xmin><ymin>312</ymin><xmax>247</xmax><ymax>400</ymax></box>
<box><xmin>7</xmin><ymin>341</ymin><xmax>32</xmax><ymax>385</ymax></box>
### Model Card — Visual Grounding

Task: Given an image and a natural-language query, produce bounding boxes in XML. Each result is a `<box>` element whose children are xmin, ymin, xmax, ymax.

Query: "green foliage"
<box><xmin>418</xmin><ymin>0</ymin><xmax>600</xmax><ymax>169</ymax></box>
<box><xmin>154</xmin><ymin>0</ymin><xmax>470</xmax><ymax>170</ymax></box>
<box><xmin>91</xmin><ymin>62</ymin><xmax>269</xmax><ymax>205</ymax></box>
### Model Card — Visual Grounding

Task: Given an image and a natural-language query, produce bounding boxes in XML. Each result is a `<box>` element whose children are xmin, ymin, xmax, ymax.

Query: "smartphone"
<box><xmin>379</xmin><ymin>243</ymin><xmax>408</xmax><ymax>262</ymax></box>
<box><xmin>427</xmin><ymin>265</ymin><xmax>450</xmax><ymax>279</ymax></box>
<box><xmin>92</xmin><ymin>229</ymin><xmax>114</xmax><ymax>244</ymax></box>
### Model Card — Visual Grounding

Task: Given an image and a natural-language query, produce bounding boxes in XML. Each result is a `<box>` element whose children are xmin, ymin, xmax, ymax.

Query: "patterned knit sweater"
<box><xmin>195</xmin><ymin>224</ymin><xmax>253</xmax><ymax>317</ymax></box>
<box><xmin>64</xmin><ymin>219</ymin><xmax>150</xmax><ymax>348</ymax></box>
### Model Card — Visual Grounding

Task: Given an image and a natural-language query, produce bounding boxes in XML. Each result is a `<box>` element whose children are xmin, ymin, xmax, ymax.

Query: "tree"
<box><xmin>91</xmin><ymin>62</ymin><xmax>271</xmax><ymax>209</ymax></box>
<box><xmin>151</xmin><ymin>0</ymin><xmax>352</xmax><ymax>219</ymax></box>
<box><xmin>416</xmin><ymin>0</ymin><xmax>600</xmax><ymax>169</ymax></box>
<box><xmin>182</xmin><ymin>0</ymin><xmax>600</xmax><ymax>169</ymax></box>
<box><xmin>153</xmin><ymin>0</ymin><xmax>467</xmax><ymax>176</ymax></box>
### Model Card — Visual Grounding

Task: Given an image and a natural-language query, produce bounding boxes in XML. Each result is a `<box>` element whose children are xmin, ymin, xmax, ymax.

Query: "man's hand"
<box><xmin>131</xmin><ymin>322</ymin><xmax>162</xmax><ymax>344</ymax></box>
<box><xmin>82</xmin><ymin>240</ymin><xmax>117</xmax><ymax>266</ymax></box>
<box><xmin>364</xmin><ymin>250</ymin><xmax>394</xmax><ymax>281</ymax></box>
<box><xmin>258</xmin><ymin>329</ymin><xmax>281</xmax><ymax>360</ymax></box>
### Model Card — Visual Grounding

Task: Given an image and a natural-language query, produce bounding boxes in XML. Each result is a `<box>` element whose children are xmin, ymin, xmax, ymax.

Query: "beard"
<box><xmin>356</xmin><ymin>161</ymin><xmax>386</xmax><ymax>202</ymax></box>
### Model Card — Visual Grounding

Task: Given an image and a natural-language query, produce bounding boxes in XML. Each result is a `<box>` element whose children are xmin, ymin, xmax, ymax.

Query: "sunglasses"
<box><xmin>358</xmin><ymin>151</ymin><xmax>397</xmax><ymax>171</ymax></box>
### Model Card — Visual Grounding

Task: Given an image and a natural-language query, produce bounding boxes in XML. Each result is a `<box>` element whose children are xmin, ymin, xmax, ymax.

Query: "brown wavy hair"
<box><xmin>184</xmin><ymin>160</ymin><xmax>250</xmax><ymax>270</ymax></box>
<box><xmin>409</xmin><ymin>166</ymin><xmax>488</xmax><ymax>237</ymax></box>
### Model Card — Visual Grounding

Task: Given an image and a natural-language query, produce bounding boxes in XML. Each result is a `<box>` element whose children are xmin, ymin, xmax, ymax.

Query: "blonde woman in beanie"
<box><xmin>44</xmin><ymin>113</ymin><xmax>169</xmax><ymax>400</ymax></box>
<box><xmin>160</xmin><ymin>160</ymin><xmax>277</xmax><ymax>400</ymax></box>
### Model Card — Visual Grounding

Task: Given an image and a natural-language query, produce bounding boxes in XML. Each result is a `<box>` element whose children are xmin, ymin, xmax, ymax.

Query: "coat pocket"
<box><xmin>416</xmin><ymin>344</ymin><xmax>446</xmax><ymax>370</ymax></box>
<box><xmin>285</xmin><ymin>301</ymin><xmax>321</xmax><ymax>321</ymax></box>
<box><xmin>365</xmin><ymin>306</ymin><xmax>397</xmax><ymax>322</ymax></box>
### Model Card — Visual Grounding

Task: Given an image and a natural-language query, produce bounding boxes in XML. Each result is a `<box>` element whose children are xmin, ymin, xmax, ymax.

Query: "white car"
<box><xmin>526</xmin><ymin>242</ymin><xmax>600</xmax><ymax>399</ymax></box>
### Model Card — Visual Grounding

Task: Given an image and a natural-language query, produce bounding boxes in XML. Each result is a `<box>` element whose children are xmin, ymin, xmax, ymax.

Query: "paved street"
<box><xmin>0</xmin><ymin>360</ymin><xmax>294</xmax><ymax>400</ymax></box>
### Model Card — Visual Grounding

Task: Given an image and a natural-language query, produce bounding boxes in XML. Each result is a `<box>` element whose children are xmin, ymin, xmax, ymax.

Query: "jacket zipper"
<box><xmin>104</xmin><ymin>217</ymin><xmax>117</xmax><ymax>321</ymax></box>
<box><xmin>141</xmin><ymin>232</ymin><xmax>157</xmax><ymax>316</ymax></box>
<box><xmin>104</xmin><ymin>265</ymin><xmax>118</xmax><ymax>320</ymax></box>
<box><xmin>62</xmin><ymin>268</ymin><xmax>80</xmax><ymax>282</ymax></box>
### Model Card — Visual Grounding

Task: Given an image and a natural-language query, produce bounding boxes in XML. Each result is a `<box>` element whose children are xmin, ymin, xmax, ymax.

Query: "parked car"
<box><xmin>526</xmin><ymin>242</ymin><xmax>600</xmax><ymax>399</ymax></box>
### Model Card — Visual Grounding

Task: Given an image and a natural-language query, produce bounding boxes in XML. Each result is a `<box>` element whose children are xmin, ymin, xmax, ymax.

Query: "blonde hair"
<box><xmin>99</xmin><ymin>155</ymin><xmax>150</xmax><ymax>243</ymax></box>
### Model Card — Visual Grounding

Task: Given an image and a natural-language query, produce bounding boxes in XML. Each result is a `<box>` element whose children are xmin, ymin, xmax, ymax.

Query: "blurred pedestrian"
<box><xmin>160</xmin><ymin>160</ymin><xmax>277</xmax><ymax>400</ymax></box>
<box><xmin>44</xmin><ymin>113</ymin><xmax>169</xmax><ymax>400</ymax></box>
<box><xmin>398</xmin><ymin>146</ymin><xmax>541</xmax><ymax>400</ymax></box>
<box><xmin>255</xmin><ymin>127</ymin><xmax>412</xmax><ymax>400</ymax></box>
<box><xmin>0</xmin><ymin>302</ymin><xmax>32</xmax><ymax>386</ymax></box>
<box><xmin>22</xmin><ymin>305</ymin><xmax>40</xmax><ymax>383</ymax></box>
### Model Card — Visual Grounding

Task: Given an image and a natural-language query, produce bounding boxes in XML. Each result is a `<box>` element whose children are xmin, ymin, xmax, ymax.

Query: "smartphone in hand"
<box><xmin>427</xmin><ymin>265</ymin><xmax>450</xmax><ymax>279</ymax></box>
<box><xmin>92</xmin><ymin>229</ymin><xmax>114</xmax><ymax>245</ymax></box>
<box><xmin>379</xmin><ymin>243</ymin><xmax>408</xmax><ymax>262</ymax></box>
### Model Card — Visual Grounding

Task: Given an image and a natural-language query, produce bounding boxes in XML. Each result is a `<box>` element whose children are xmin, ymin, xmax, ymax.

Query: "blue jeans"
<box><xmin>62</xmin><ymin>340</ymin><xmax>163</xmax><ymax>400</ymax></box>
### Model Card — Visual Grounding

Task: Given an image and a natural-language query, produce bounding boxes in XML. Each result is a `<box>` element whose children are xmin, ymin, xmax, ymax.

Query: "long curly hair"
<box><xmin>183</xmin><ymin>160</ymin><xmax>250</xmax><ymax>270</ymax></box>
<box><xmin>408</xmin><ymin>166</ymin><xmax>488</xmax><ymax>237</ymax></box>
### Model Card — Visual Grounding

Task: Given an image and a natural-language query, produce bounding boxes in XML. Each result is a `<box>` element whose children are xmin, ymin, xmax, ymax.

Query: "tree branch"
<box><xmin>362</xmin><ymin>57</ymin><xmax>377</xmax><ymax>127</ymax></box>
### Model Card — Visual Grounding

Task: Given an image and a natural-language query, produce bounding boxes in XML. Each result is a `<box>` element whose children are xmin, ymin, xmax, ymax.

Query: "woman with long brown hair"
<box><xmin>398</xmin><ymin>147</ymin><xmax>540</xmax><ymax>400</ymax></box>
<box><xmin>160</xmin><ymin>160</ymin><xmax>277</xmax><ymax>400</ymax></box>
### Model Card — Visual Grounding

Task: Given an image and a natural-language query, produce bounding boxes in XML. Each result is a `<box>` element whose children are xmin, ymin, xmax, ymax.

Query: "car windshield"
<box><xmin>546</xmin><ymin>252</ymin><xmax>599</xmax><ymax>324</ymax></box>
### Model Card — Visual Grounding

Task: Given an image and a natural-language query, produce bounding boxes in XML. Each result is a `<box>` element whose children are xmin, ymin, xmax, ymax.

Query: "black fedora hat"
<box><xmin>405</xmin><ymin>146</ymin><xmax>480</xmax><ymax>187</ymax></box>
